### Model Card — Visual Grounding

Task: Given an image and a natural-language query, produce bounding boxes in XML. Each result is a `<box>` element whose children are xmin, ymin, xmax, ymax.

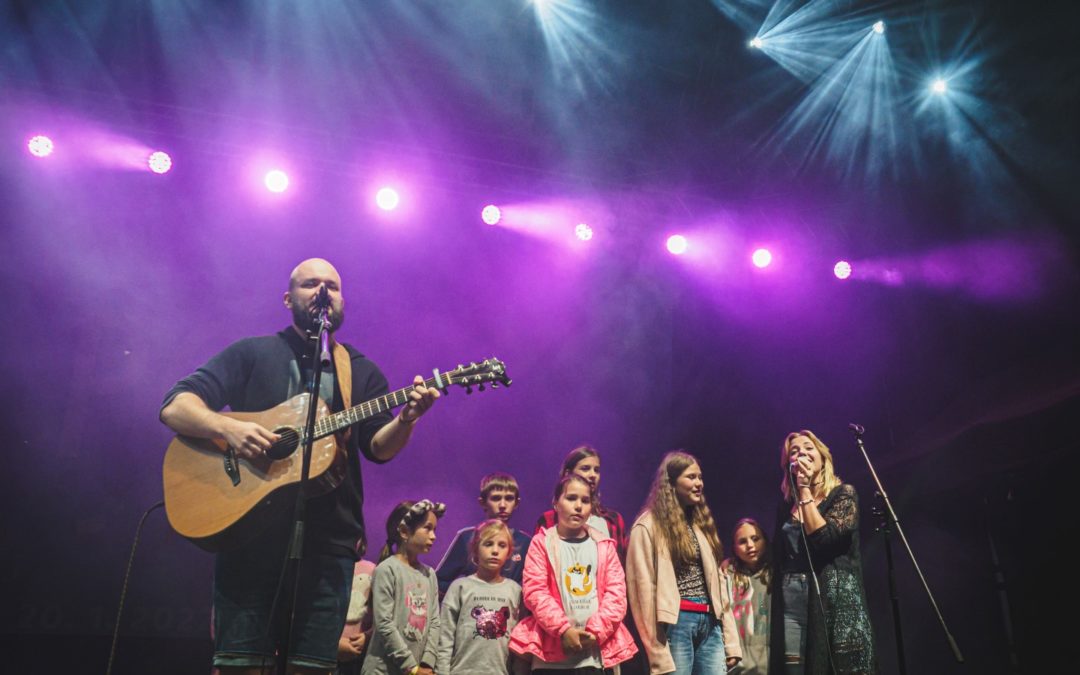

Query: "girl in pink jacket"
<box><xmin>509</xmin><ymin>474</ymin><xmax>638</xmax><ymax>673</ymax></box>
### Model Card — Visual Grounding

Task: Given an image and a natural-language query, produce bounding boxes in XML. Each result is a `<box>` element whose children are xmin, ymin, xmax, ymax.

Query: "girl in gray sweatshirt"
<box><xmin>437</xmin><ymin>519</ymin><xmax>523</xmax><ymax>674</ymax></box>
<box><xmin>362</xmin><ymin>500</ymin><xmax>445</xmax><ymax>675</ymax></box>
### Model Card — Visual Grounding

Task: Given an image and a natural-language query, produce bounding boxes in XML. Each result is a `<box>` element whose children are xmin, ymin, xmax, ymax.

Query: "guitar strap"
<box><xmin>333</xmin><ymin>342</ymin><xmax>352</xmax><ymax>443</ymax></box>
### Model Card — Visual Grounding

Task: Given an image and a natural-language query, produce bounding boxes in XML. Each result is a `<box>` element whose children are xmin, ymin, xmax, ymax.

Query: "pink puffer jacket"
<box><xmin>509</xmin><ymin>526</ymin><xmax>639</xmax><ymax>668</ymax></box>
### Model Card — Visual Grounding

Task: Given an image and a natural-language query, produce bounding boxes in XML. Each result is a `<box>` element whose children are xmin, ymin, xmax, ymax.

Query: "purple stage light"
<box><xmin>575</xmin><ymin>223</ymin><xmax>593</xmax><ymax>241</ymax></box>
<box><xmin>666</xmin><ymin>234</ymin><xmax>688</xmax><ymax>255</ymax></box>
<box><xmin>834</xmin><ymin>260</ymin><xmax>852</xmax><ymax>280</ymax></box>
<box><xmin>482</xmin><ymin>204</ymin><xmax>502</xmax><ymax>225</ymax></box>
<box><xmin>27</xmin><ymin>135</ymin><xmax>54</xmax><ymax>157</ymax></box>
<box><xmin>264</xmin><ymin>169</ymin><xmax>289</xmax><ymax>193</ymax></box>
<box><xmin>752</xmin><ymin>248</ymin><xmax>772</xmax><ymax>268</ymax></box>
<box><xmin>376</xmin><ymin>187</ymin><xmax>400</xmax><ymax>211</ymax></box>
<box><xmin>148</xmin><ymin>151</ymin><xmax>172</xmax><ymax>174</ymax></box>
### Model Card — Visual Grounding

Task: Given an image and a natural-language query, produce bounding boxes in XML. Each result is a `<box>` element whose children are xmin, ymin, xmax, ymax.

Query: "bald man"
<box><xmin>161</xmin><ymin>258</ymin><xmax>439</xmax><ymax>675</ymax></box>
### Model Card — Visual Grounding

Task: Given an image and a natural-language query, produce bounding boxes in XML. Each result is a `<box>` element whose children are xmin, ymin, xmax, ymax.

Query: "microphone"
<box><xmin>315</xmin><ymin>284</ymin><xmax>332</xmax><ymax>366</ymax></box>
<box><xmin>315</xmin><ymin>284</ymin><xmax>330</xmax><ymax>309</ymax></box>
<box><xmin>790</xmin><ymin>459</ymin><xmax>801</xmax><ymax>473</ymax></box>
<box><xmin>848</xmin><ymin>423</ymin><xmax>865</xmax><ymax>436</ymax></box>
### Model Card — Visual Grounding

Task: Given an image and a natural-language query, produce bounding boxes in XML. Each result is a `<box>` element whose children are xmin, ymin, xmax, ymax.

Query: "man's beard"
<box><xmin>292</xmin><ymin>303</ymin><xmax>344</xmax><ymax>334</ymax></box>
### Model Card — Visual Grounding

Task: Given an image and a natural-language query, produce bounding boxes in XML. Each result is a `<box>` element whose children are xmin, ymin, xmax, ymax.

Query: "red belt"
<box><xmin>679</xmin><ymin>599</ymin><xmax>710</xmax><ymax>613</ymax></box>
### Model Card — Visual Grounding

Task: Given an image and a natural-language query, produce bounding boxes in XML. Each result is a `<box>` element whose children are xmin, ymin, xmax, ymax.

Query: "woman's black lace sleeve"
<box><xmin>806</xmin><ymin>484</ymin><xmax>859</xmax><ymax>560</ymax></box>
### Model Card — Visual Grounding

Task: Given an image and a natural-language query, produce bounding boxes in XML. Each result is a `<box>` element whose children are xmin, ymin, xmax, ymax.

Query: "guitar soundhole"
<box><xmin>266</xmin><ymin>428</ymin><xmax>300</xmax><ymax>460</ymax></box>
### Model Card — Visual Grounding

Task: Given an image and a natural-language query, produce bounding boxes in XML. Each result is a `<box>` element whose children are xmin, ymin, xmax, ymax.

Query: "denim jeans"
<box><xmin>781</xmin><ymin>572</ymin><xmax>810</xmax><ymax>675</ymax></box>
<box><xmin>667</xmin><ymin>600</ymin><xmax>727</xmax><ymax>675</ymax></box>
<box><xmin>213</xmin><ymin>545</ymin><xmax>354</xmax><ymax>670</ymax></box>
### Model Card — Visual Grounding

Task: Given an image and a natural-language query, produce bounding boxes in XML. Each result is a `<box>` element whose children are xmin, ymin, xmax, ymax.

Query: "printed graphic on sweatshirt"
<box><xmin>564</xmin><ymin>562</ymin><xmax>593</xmax><ymax>597</ymax></box>
<box><xmin>732</xmin><ymin>580</ymin><xmax>769</xmax><ymax>640</ymax></box>
<box><xmin>470</xmin><ymin>605</ymin><xmax>511</xmax><ymax>639</ymax></box>
<box><xmin>404</xmin><ymin>581</ymin><xmax>429</xmax><ymax>641</ymax></box>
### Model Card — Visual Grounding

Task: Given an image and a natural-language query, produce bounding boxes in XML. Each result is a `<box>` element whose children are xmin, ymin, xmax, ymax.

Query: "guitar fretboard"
<box><xmin>312</xmin><ymin>375</ymin><xmax>446</xmax><ymax>440</ymax></box>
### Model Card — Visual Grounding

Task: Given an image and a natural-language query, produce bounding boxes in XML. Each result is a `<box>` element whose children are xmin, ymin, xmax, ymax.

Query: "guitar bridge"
<box><xmin>224</xmin><ymin>447</ymin><xmax>241</xmax><ymax>486</ymax></box>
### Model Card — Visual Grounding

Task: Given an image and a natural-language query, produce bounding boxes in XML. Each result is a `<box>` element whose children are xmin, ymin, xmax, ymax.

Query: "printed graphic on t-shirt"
<box><xmin>732</xmin><ymin>579</ymin><xmax>769</xmax><ymax>640</ymax></box>
<box><xmin>558</xmin><ymin>538</ymin><xmax>599</xmax><ymax>630</ymax></box>
<box><xmin>564</xmin><ymin>562</ymin><xmax>594</xmax><ymax>597</ymax></box>
<box><xmin>404</xmin><ymin>581</ymin><xmax>429</xmax><ymax>640</ymax></box>
<box><xmin>470</xmin><ymin>605</ymin><xmax>511</xmax><ymax>639</ymax></box>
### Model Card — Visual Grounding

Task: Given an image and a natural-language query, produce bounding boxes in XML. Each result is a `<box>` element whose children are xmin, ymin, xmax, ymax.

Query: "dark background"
<box><xmin>1</xmin><ymin>1</ymin><xmax>1077</xmax><ymax>673</ymax></box>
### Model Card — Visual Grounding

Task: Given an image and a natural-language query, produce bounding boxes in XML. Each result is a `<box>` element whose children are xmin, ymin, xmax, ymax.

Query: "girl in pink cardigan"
<box><xmin>509</xmin><ymin>474</ymin><xmax>638</xmax><ymax>673</ymax></box>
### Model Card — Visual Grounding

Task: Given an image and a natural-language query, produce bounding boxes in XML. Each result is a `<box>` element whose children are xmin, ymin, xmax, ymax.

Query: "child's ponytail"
<box><xmin>378</xmin><ymin>499</ymin><xmax>448</xmax><ymax>562</ymax></box>
<box><xmin>379</xmin><ymin>501</ymin><xmax>414</xmax><ymax>562</ymax></box>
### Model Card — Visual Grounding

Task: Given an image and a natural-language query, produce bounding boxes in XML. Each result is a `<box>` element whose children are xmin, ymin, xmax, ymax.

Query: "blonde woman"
<box><xmin>770</xmin><ymin>431</ymin><xmax>875</xmax><ymax>675</ymax></box>
<box><xmin>627</xmin><ymin>451</ymin><xmax>742</xmax><ymax>674</ymax></box>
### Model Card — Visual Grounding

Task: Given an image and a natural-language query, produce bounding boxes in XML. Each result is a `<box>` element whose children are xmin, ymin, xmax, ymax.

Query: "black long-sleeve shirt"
<box><xmin>162</xmin><ymin>327</ymin><xmax>394</xmax><ymax>558</ymax></box>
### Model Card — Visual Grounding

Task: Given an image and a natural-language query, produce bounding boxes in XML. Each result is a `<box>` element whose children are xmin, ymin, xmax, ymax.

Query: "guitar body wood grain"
<box><xmin>162</xmin><ymin>393</ymin><xmax>343</xmax><ymax>552</ymax></box>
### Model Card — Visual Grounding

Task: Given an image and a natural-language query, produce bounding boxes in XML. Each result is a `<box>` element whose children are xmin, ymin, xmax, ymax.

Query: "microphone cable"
<box><xmin>106</xmin><ymin>500</ymin><xmax>165</xmax><ymax>675</ymax></box>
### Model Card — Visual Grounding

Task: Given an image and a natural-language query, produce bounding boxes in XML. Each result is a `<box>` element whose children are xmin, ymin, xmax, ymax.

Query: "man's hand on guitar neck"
<box><xmin>398</xmin><ymin>374</ymin><xmax>440</xmax><ymax>424</ymax></box>
<box><xmin>161</xmin><ymin>392</ymin><xmax>279</xmax><ymax>460</ymax></box>
<box><xmin>370</xmin><ymin>375</ymin><xmax>440</xmax><ymax>462</ymax></box>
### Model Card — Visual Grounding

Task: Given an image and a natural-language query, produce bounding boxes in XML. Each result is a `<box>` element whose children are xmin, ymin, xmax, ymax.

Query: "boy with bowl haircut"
<box><xmin>436</xmin><ymin>472</ymin><xmax>532</xmax><ymax>595</ymax></box>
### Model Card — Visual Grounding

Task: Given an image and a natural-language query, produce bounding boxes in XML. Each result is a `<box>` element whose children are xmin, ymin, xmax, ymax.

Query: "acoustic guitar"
<box><xmin>162</xmin><ymin>358</ymin><xmax>509</xmax><ymax>551</ymax></box>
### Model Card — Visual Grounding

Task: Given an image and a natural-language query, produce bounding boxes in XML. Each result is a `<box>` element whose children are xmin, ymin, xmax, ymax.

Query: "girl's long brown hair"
<box><xmin>640</xmin><ymin>450</ymin><xmax>723</xmax><ymax>567</ymax></box>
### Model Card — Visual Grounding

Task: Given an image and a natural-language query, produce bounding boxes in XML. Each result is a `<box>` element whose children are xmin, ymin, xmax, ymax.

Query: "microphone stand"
<box><xmin>847</xmin><ymin>424</ymin><xmax>964</xmax><ymax>667</ymax></box>
<box><xmin>871</xmin><ymin>498</ymin><xmax>907</xmax><ymax>675</ymax></box>
<box><xmin>787</xmin><ymin>463</ymin><xmax>838</xmax><ymax>675</ymax></box>
<box><xmin>275</xmin><ymin>287</ymin><xmax>332</xmax><ymax>673</ymax></box>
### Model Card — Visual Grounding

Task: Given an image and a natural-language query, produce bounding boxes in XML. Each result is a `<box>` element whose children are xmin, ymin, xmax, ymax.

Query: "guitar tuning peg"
<box><xmin>465</xmin><ymin>386</ymin><xmax>473</xmax><ymax>395</ymax></box>
<box><xmin>491</xmin><ymin>382</ymin><xmax>499</xmax><ymax>389</ymax></box>
<box><xmin>478</xmin><ymin>383</ymin><xmax>485</xmax><ymax>392</ymax></box>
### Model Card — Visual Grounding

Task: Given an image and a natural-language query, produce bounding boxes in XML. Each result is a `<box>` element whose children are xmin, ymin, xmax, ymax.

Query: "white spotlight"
<box><xmin>872</xmin><ymin>21</ymin><xmax>885</xmax><ymax>34</ymax></box>
<box><xmin>931</xmin><ymin>78</ymin><xmax>948</xmax><ymax>94</ymax></box>
<box><xmin>749</xmin><ymin>37</ymin><xmax>764</xmax><ymax>49</ymax></box>
<box><xmin>265</xmin><ymin>169</ymin><xmax>289</xmax><ymax>193</ymax></box>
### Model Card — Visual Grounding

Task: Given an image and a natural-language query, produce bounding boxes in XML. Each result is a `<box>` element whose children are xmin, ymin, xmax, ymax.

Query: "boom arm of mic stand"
<box><xmin>852</xmin><ymin>431</ymin><xmax>964</xmax><ymax>663</ymax></box>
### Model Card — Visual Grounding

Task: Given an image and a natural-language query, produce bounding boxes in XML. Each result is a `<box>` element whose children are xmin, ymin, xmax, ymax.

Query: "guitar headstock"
<box><xmin>444</xmin><ymin>358</ymin><xmax>511</xmax><ymax>393</ymax></box>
